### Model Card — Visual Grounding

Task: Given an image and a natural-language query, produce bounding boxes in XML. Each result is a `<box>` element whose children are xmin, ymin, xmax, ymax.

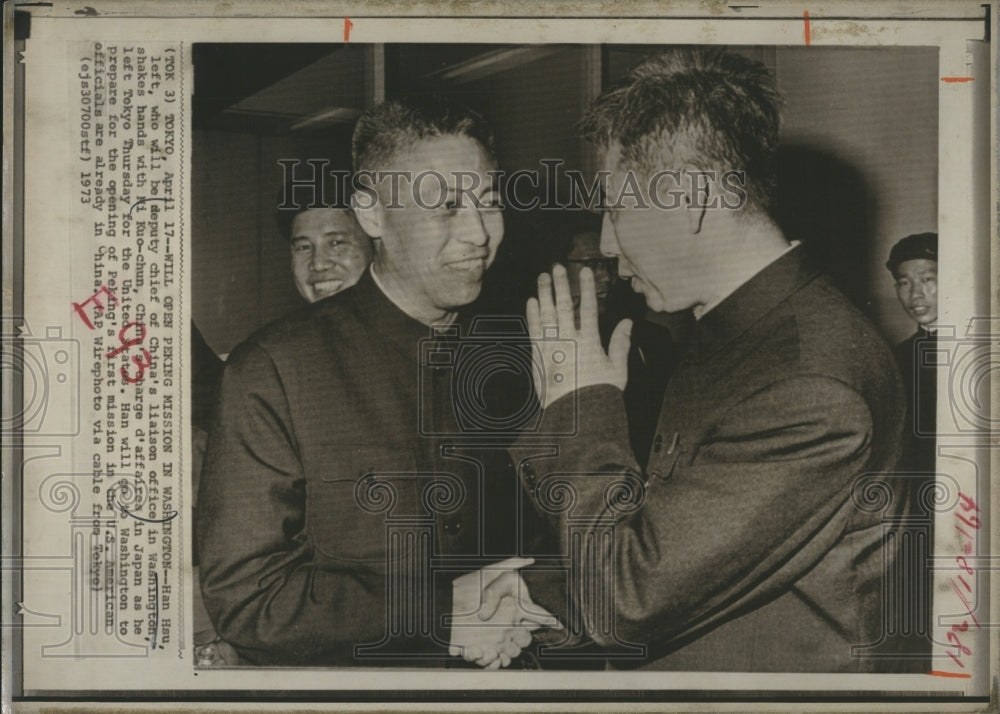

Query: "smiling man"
<box><xmin>352</xmin><ymin>127</ymin><xmax>502</xmax><ymax>323</ymax></box>
<box><xmin>514</xmin><ymin>48</ymin><xmax>908</xmax><ymax>672</ymax></box>
<box><xmin>287</xmin><ymin>207</ymin><xmax>374</xmax><ymax>303</ymax></box>
<box><xmin>198</xmin><ymin>97</ymin><xmax>555</xmax><ymax>668</ymax></box>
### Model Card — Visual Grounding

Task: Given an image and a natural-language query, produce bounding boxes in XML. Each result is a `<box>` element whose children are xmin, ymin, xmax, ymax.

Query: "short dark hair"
<box><xmin>578</xmin><ymin>47</ymin><xmax>783</xmax><ymax>216</ymax></box>
<box><xmin>351</xmin><ymin>95</ymin><xmax>496</xmax><ymax>174</ymax></box>
<box><xmin>275</xmin><ymin>169</ymin><xmax>353</xmax><ymax>241</ymax></box>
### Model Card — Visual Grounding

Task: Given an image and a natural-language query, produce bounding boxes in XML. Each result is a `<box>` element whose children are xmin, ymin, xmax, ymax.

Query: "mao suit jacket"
<box><xmin>197</xmin><ymin>270</ymin><xmax>529</xmax><ymax>666</ymax></box>
<box><xmin>518</xmin><ymin>247</ymin><xmax>906</xmax><ymax>672</ymax></box>
<box><xmin>894</xmin><ymin>329</ymin><xmax>937</xmax><ymax>473</ymax></box>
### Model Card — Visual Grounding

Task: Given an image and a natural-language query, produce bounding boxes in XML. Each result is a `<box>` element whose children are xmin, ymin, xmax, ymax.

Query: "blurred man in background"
<box><xmin>886</xmin><ymin>231</ymin><xmax>938</xmax><ymax>473</ymax></box>
<box><xmin>276</xmin><ymin>177</ymin><xmax>375</xmax><ymax>303</ymax></box>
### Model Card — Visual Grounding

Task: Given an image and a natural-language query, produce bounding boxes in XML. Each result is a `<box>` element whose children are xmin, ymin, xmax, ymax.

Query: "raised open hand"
<box><xmin>527</xmin><ymin>264</ymin><xmax>632</xmax><ymax>408</ymax></box>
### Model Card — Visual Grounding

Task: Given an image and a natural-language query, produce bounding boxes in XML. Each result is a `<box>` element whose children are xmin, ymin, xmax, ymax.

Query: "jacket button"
<box><xmin>523</xmin><ymin>463</ymin><xmax>537</xmax><ymax>484</ymax></box>
<box><xmin>443</xmin><ymin>519</ymin><xmax>463</xmax><ymax>535</ymax></box>
<box><xmin>652</xmin><ymin>434</ymin><xmax>664</xmax><ymax>453</ymax></box>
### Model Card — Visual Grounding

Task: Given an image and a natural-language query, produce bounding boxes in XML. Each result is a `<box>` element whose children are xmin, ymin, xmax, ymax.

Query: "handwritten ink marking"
<box><xmin>117</xmin><ymin>501</ymin><xmax>178</xmax><ymax>524</ymax></box>
<box><xmin>928</xmin><ymin>670</ymin><xmax>972</xmax><ymax>679</ymax></box>
<box><xmin>72</xmin><ymin>284</ymin><xmax>118</xmax><ymax>329</ymax></box>
<box><xmin>803</xmin><ymin>11</ymin><xmax>811</xmax><ymax>46</ymax></box>
<box><xmin>129</xmin><ymin>197</ymin><xmax>170</xmax><ymax>216</ymax></box>
<box><xmin>940</xmin><ymin>77</ymin><xmax>974</xmax><ymax>83</ymax></box>
<box><xmin>344</xmin><ymin>17</ymin><xmax>354</xmax><ymax>42</ymax></box>
<box><xmin>941</xmin><ymin>491</ymin><xmax>981</xmax><ymax>673</ymax></box>
<box><xmin>73</xmin><ymin>285</ymin><xmax>153</xmax><ymax>383</ymax></box>
<box><xmin>105</xmin><ymin>320</ymin><xmax>153</xmax><ymax>383</ymax></box>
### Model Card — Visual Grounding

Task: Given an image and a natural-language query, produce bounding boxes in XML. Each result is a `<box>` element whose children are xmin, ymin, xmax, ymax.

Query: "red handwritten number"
<box><xmin>122</xmin><ymin>349</ymin><xmax>152</xmax><ymax>384</ymax></box>
<box><xmin>946</xmin><ymin>631</ymin><xmax>971</xmax><ymax>656</ymax></box>
<box><xmin>344</xmin><ymin>17</ymin><xmax>353</xmax><ymax>42</ymax></box>
<box><xmin>955</xmin><ymin>556</ymin><xmax>974</xmax><ymax>576</ymax></box>
<box><xmin>72</xmin><ymin>285</ymin><xmax>119</xmax><ymax>329</ymax></box>
<box><xmin>72</xmin><ymin>287</ymin><xmax>154</xmax><ymax>385</ymax></box>
<box><xmin>956</xmin><ymin>512</ymin><xmax>981</xmax><ymax>530</ymax></box>
<box><xmin>106</xmin><ymin>321</ymin><xmax>148</xmax><ymax>359</ymax></box>
<box><xmin>957</xmin><ymin>492</ymin><xmax>979</xmax><ymax>513</ymax></box>
<box><xmin>104</xmin><ymin>321</ymin><xmax>153</xmax><ymax>383</ymax></box>
<box><xmin>946</xmin><ymin>491</ymin><xmax>981</xmax><ymax>673</ymax></box>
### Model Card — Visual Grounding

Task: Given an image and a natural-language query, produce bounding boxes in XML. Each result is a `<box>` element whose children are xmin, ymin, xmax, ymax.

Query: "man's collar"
<box><xmin>339</xmin><ymin>268</ymin><xmax>439</xmax><ymax>361</ymax></box>
<box><xmin>370</xmin><ymin>262</ymin><xmax>458</xmax><ymax>328</ymax></box>
<box><xmin>692</xmin><ymin>244</ymin><xmax>818</xmax><ymax>361</ymax></box>
<box><xmin>695</xmin><ymin>240</ymin><xmax>801</xmax><ymax>320</ymax></box>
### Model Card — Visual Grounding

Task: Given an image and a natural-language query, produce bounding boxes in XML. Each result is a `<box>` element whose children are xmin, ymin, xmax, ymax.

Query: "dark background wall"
<box><xmin>191</xmin><ymin>44</ymin><xmax>938</xmax><ymax>355</ymax></box>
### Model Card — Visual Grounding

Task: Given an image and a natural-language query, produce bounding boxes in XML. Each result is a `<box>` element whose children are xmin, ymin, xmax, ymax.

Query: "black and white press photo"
<box><xmin>6</xmin><ymin>4</ymin><xmax>993</xmax><ymax>710</ymax></box>
<box><xmin>191</xmin><ymin>41</ymin><xmax>944</xmax><ymax>672</ymax></box>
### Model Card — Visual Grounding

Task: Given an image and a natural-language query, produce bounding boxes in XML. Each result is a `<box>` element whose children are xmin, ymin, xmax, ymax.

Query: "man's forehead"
<box><xmin>599</xmin><ymin>142</ymin><xmax>653</xmax><ymax>195</ymax></box>
<box><xmin>897</xmin><ymin>258</ymin><xmax>938</xmax><ymax>274</ymax></box>
<box><xmin>598</xmin><ymin>143</ymin><xmax>624</xmax><ymax>174</ymax></box>
<box><xmin>394</xmin><ymin>134</ymin><xmax>497</xmax><ymax>175</ymax></box>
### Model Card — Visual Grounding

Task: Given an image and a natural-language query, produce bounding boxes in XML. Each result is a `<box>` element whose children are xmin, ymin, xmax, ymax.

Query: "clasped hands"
<box><xmin>449</xmin><ymin>267</ymin><xmax>628</xmax><ymax>669</ymax></box>
<box><xmin>449</xmin><ymin>557</ymin><xmax>560</xmax><ymax>669</ymax></box>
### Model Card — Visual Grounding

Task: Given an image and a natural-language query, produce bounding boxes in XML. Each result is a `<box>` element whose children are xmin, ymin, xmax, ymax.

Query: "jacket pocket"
<box><xmin>307</xmin><ymin>447</ymin><xmax>425</xmax><ymax>563</ymax></box>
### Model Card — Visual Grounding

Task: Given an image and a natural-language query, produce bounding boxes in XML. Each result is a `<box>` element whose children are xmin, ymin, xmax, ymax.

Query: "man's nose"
<box><xmin>617</xmin><ymin>257</ymin><xmax>636</xmax><ymax>278</ymax></box>
<box><xmin>600</xmin><ymin>213</ymin><xmax>620</xmax><ymax>257</ymax></box>
<box><xmin>599</xmin><ymin>214</ymin><xmax>633</xmax><ymax>277</ymax></box>
<box><xmin>457</xmin><ymin>207</ymin><xmax>491</xmax><ymax>246</ymax></box>
<box><xmin>310</xmin><ymin>246</ymin><xmax>337</xmax><ymax>271</ymax></box>
<box><xmin>910</xmin><ymin>282</ymin><xmax>926</xmax><ymax>300</ymax></box>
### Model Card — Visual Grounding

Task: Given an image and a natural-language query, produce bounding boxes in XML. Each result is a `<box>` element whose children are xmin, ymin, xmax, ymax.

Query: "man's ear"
<box><xmin>351</xmin><ymin>188</ymin><xmax>384</xmax><ymax>239</ymax></box>
<box><xmin>683</xmin><ymin>166</ymin><xmax>712</xmax><ymax>235</ymax></box>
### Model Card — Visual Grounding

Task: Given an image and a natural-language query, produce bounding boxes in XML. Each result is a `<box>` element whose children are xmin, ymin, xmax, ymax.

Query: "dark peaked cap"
<box><xmin>886</xmin><ymin>232</ymin><xmax>937</xmax><ymax>276</ymax></box>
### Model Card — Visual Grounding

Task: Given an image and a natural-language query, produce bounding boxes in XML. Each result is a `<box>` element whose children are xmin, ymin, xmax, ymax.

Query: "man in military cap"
<box><xmin>886</xmin><ymin>232</ymin><xmax>938</xmax><ymax>473</ymax></box>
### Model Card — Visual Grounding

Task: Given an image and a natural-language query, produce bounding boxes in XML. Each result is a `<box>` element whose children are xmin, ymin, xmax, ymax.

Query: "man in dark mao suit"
<box><xmin>198</xmin><ymin>97</ymin><xmax>555</xmax><ymax>668</ymax></box>
<box><xmin>513</xmin><ymin>48</ymin><xmax>907</xmax><ymax>672</ymax></box>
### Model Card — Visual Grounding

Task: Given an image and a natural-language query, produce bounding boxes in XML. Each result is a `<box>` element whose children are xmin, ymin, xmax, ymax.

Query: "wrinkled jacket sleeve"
<box><xmin>196</xmin><ymin>341</ymin><xmax>451</xmax><ymax>665</ymax></box>
<box><xmin>514</xmin><ymin>378</ymin><xmax>875</xmax><ymax>654</ymax></box>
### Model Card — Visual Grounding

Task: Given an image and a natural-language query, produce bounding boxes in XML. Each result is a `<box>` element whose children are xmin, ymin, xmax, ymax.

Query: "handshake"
<box><xmin>448</xmin><ymin>557</ymin><xmax>561</xmax><ymax>669</ymax></box>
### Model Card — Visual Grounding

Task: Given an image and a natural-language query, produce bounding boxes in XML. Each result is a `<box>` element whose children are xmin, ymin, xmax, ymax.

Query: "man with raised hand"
<box><xmin>198</xmin><ymin>96</ymin><xmax>556</xmax><ymax>668</ymax></box>
<box><xmin>513</xmin><ymin>48</ymin><xmax>906</xmax><ymax>672</ymax></box>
